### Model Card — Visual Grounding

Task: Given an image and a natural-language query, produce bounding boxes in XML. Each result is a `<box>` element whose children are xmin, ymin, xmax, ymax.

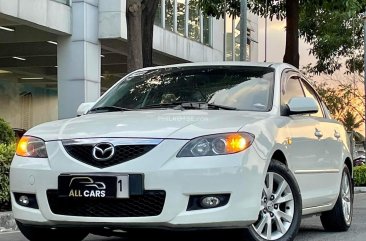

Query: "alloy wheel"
<box><xmin>341</xmin><ymin>173</ymin><xmax>352</xmax><ymax>224</ymax></box>
<box><xmin>252</xmin><ymin>172</ymin><xmax>294</xmax><ymax>240</ymax></box>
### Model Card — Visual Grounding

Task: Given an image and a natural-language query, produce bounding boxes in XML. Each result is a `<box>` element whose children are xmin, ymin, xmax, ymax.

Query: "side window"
<box><xmin>300</xmin><ymin>80</ymin><xmax>324</xmax><ymax>118</ymax></box>
<box><xmin>281</xmin><ymin>76</ymin><xmax>305</xmax><ymax>106</ymax></box>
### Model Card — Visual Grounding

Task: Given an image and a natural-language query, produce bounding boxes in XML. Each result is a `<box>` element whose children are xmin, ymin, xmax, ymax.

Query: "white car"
<box><xmin>10</xmin><ymin>63</ymin><xmax>353</xmax><ymax>241</ymax></box>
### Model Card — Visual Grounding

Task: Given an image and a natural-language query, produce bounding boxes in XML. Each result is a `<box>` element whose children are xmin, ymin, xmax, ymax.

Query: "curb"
<box><xmin>0</xmin><ymin>212</ymin><xmax>17</xmax><ymax>233</ymax></box>
<box><xmin>354</xmin><ymin>186</ymin><xmax>366</xmax><ymax>193</ymax></box>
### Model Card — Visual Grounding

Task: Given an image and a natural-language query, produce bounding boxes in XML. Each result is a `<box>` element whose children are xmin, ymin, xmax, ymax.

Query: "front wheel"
<box><xmin>16</xmin><ymin>220</ymin><xmax>89</xmax><ymax>241</ymax></box>
<box><xmin>320</xmin><ymin>164</ymin><xmax>353</xmax><ymax>231</ymax></box>
<box><xmin>244</xmin><ymin>160</ymin><xmax>302</xmax><ymax>241</ymax></box>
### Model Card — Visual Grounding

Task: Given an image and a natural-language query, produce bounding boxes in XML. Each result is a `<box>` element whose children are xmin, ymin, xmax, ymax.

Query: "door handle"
<box><xmin>334</xmin><ymin>131</ymin><xmax>340</xmax><ymax>139</ymax></box>
<box><xmin>315</xmin><ymin>129</ymin><xmax>323</xmax><ymax>138</ymax></box>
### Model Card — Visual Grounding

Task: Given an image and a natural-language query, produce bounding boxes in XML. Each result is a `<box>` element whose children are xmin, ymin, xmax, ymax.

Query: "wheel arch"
<box><xmin>344</xmin><ymin>157</ymin><xmax>353</xmax><ymax>176</ymax></box>
<box><xmin>271</xmin><ymin>149</ymin><xmax>288</xmax><ymax>167</ymax></box>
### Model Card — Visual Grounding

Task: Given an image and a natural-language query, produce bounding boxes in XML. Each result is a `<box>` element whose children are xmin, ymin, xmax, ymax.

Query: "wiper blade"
<box><xmin>89</xmin><ymin>106</ymin><xmax>132</xmax><ymax>113</ymax></box>
<box><xmin>179</xmin><ymin>102</ymin><xmax>237</xmax><ymax>110</ymax></box>
<box><xmin>206</xmin><ymin>103</ymin><xmax>237</xmax><ymax>110</ymax></box>
<box><xmin>139</xmin><ymin>102</ymin><xmax>187</xmax><ymax>109</ymax></box>
<box><xmin>140</xmin><ymin>102</ymin><xmax>237</xmax><ymax>110</ymax></box>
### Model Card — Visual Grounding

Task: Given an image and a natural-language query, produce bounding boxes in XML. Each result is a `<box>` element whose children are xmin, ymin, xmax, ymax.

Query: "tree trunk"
<box><xmin>126</xmin><ymin>0</ymin><xmax>143</xmax><ymax>72</ymax></box>
<box><xmin>142</xmin><ymin>0</ymin><xmax>160</xmax><ymax>67</ymax></box>
<box><xmin>283</xmin><ymin>0</ymin><xmax>300</xmax><ymax>68</ymax></box>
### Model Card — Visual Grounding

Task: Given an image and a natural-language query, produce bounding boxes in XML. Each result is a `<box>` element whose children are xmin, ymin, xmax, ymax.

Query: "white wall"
<box><xmin>0</xmin><ymin>0</ymin><xmax>71</xmax><ymax>34</ymax></box>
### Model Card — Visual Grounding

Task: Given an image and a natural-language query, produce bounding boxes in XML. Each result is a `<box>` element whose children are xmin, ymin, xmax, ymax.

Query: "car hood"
<box><xmin>27</xmin><ymin>110</ymin><xmax>269</xmax><ymax>141</ymax></box>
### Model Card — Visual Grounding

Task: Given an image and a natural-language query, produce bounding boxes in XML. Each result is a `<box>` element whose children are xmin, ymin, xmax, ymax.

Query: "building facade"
<box><xmin>0</xmin><ymin>0</ymin><xmax>258</xmax><ymax>129</ymax></box>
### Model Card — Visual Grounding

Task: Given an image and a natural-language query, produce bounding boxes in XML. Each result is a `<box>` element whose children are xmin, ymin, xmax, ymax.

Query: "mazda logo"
<box><xmin>92</xmin><ymin>143</ymin><xmax>115</xmax><ymax>161</ymax></box>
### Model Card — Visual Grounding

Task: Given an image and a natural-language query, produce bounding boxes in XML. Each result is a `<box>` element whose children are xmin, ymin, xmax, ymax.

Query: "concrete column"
<box><xmin>57</xmin><ymin>0</ymin><xmax>101</xmax><ymax>119</ymax></box>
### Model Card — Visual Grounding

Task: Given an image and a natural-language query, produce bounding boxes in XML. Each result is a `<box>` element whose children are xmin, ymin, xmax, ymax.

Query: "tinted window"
<box><xmin>282</xmin><ymin>76</ymin><xmax>305</xmax><ymax>105</ymax></box>
<box><xmin>92</xmin><ymin>66</ymin><xmax>275</xmax><ymax>112</ymax></box>
<box><xmin>301</xmin><ymin>80</ymin><xmax>324</xmax><ymax>118</ymax></box>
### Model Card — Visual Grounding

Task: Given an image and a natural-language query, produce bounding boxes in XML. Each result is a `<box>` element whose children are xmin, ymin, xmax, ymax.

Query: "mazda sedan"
<box><xmin>10</xmin><ymin>63</ymin><xmax>353</xmax><ymax>241</ymax></box>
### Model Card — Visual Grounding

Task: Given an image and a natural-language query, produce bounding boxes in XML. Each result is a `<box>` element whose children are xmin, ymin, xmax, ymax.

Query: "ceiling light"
<box><xmin>101</xmin><ymin>55</ymin><xmax>105</xmax><ymax>58</ymax></box>
<box><xmin>0</xmin><ymin>70</ymin><xmax>12</xmax><ymax>74</ymax></box>
<box><xmin>0</xmin><ymin>26</ymin><xmax>15</xmax><ymax>32</ymax></box>
<box><xmin>12</xmin><ymin>57</ymin><xmax>26</xmax><ymax>61</ymax></box>
<box><xmin>47</xmin><ymin>41</ymin><xmax>58</xmax><ymax>45</ymax></box>
<box><xmin>21</xmin><ymin>77</ymin><xmax>44</xmax><ymax>80</ymax></box>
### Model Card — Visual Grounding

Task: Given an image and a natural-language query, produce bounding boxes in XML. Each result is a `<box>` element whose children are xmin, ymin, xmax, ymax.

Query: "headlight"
<box><xmin>177</xmin><ymin>132</ymin><xmax>254</xmax><ymax>157</ymax></box>
<box><xmin>16</xmin><ymin>136</ymin><xmax>48</xmax><ymax>158</ymax></box>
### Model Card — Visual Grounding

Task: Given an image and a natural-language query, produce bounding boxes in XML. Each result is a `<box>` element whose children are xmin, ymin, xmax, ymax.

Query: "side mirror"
<box><xmin>287</xmin><ymin>97</ymin><xmax>318</xmax><ymax>115</ymax></box>
<box><xmin>76</xmin><ymin>102</ymin><xmax>95</xmax><ymax>116</ymax></box>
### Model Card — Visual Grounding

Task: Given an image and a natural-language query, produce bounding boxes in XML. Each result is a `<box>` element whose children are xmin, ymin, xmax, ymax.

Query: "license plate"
<box><xmin>58</xmin><ymin>174</ymin><xmax>129</xmax><ymax>199</ymax></box>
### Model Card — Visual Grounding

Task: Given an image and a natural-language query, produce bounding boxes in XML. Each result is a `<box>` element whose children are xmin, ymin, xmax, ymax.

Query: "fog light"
<box><xmin>187</xmin><ymin>194</ymin><xmax>230</xmax><ymax>211</ymax></box>
<box><xmin>14</xmin><ymin>193</ymin><xmax>39</xmax><ymax>209</ymax></box>
<box><xmin>19</xmin><ymin>195</ymin><xmax>29</xmax><ymax>206</ymax></box>
<box><xmin>201</xmin><ymin>196</ymin><xmax>221</xmax><ymax>208</ymax></box>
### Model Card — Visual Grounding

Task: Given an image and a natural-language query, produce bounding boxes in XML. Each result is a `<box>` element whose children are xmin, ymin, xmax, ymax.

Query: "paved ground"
<box><xmin>1</xmin><ymin>193</ymin><xmax>365</xmax><ymax>241</ymax></box>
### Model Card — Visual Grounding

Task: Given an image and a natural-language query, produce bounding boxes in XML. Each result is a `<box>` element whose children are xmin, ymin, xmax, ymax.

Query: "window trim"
<box><xmin>299</xmin><ymin>78</ymin><xmax>326</xmax><ymax>119</ymax></box>
<box><xmin>280</xmin><ymin>69</ymin><xmax>306</xmax><ymax>116</ymax></box>
<box><xmin>280</xmin><ymin>69</ymin><xmax>327</xmax><ymax>118</ymax></box>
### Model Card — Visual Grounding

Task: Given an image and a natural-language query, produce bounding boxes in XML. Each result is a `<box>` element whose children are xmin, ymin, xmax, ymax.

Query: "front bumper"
<box><xmin>10</xmin><ymin>139</ymin><xmax>267</xmax><ymax>229</ymax></box>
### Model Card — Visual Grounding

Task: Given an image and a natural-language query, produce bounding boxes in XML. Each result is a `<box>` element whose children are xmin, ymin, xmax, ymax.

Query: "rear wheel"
<box><xmin>244</xmin><ymin>160</ymin><xmax>302</xmax><ymax>241</ymax></box>
<box><xmin>320</xmin><ymin>165</ymin><xmax>353</xmax><ymax>231</ymax></box>
<box><xmin>16</xmin><ymin>220</ymin><xmax>89</xmax><ymax>241</ymax></box>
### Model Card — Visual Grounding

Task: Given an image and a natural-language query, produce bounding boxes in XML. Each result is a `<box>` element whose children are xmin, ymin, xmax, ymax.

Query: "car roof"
<box><xmin>138</xmin><ymin>62</ymin><xmax>298</xmax><ymax>73</ymax></box>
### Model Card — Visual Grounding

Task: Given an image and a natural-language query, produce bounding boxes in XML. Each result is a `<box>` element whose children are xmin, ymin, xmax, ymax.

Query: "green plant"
<box><xmin>0</xmin><ymin>143</ymin><xmax>16</xmax><ymax>205</ymax></box>
<box><xmin>0</xmin><ymin>118</ymin><xmax>15</xmax><ymax>145</ymax></box>
<box><xmin>354</xmin><ymin>165</ymin><xmax>366</xmax><ymax>187</ymax></box>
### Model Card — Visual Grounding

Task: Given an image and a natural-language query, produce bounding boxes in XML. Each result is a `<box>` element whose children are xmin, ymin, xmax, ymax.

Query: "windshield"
<box><xmin>91</xmin><ymin>66</ymin><xmax>275</xmax><ymax>112</ymax></box>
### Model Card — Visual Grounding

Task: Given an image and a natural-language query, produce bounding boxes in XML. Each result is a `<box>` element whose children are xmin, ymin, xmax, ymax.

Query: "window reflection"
<box><xmin>226</xmin><ymin>14</ymin><xmax>233</xmax><ymax>61</ymax></box>
<box><xmin>155</xmin><ymin>1</ymin><xmax>162</xmax><ymax>26</ymax></box>
<box><xmin>203</xmin><ymin>15</ymin><xmax>210</xmax><ymax>45</ymax></box>
<box><xmin>225</xmin><ymin>14</ymin><xmax>251</xmax><ymax>61</ymax></box>
<box><xmin>165</xmin><ymin>0</ymin><xmax>174</xmax><ymax>31</ymax></box>
<box><xmin>93</xmin><ymin>67</ymin><xmax>274</xmax><ymax>112</ymax></box>
<box><xmin>177</xmin><ymin>0</ymin><xmax>186</xmax><ymax>36</ymax></box>
<box><xmin>188</xmin><ymin>2</ymin><xmax>200</xmax><ymax>41</ymax></box>
<box><xmin>154</xmin><ymin>0</ymin><xmax>212</xmax><ymax>47</ymax></box>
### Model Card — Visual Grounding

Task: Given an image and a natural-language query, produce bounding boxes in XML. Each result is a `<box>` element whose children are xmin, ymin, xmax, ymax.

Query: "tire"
<box><xmin>16</xmin><ymin>220</ymin><xmax>89</xmax><ymax>241</ymax></box>
<box><xmin>320</xmin><ymin>164</ymin><xmax>353</xmax><ymax>231</ymax></box>
<box><xmin>244</xmin><ymin>160</ymin><xmax>302</xmax><ymax>241</ymax></box>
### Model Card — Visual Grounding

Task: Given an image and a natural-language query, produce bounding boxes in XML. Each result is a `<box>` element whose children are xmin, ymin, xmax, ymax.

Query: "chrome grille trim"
<box><xmin>62</xmin><ymin>138</ymin><xmax>163</xmax><ymax>146</ymax></box>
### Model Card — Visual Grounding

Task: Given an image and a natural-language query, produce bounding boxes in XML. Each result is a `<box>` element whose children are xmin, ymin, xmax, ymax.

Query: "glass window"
<box><xmin>202</xmin><ymin>15</ymin><xmax>211</xmax><ymax>45</ymax></box>
<box><xmin>225</xmin><ymin>14</ymin><xmax>233</xmax><ymax>61</ymax></box>
<box><xmin>165</xmin><ymin>0</ymin><xmax>174</xmax><ymax>31</ymax></box>
<box><xmin>188</xmin><ymin>2</ymin><xmax>200</xmax><ymax>41</ymax></box>
<box><xmin>177</xmin><ymin>0</ymin><xmax>186</xmax><ymax>36</ymax></box>
<box><xmin>234</xmin><ymin>18</ymin><xmax>241</xmax><ymax>61</ymax></box>
<box><xmin>155</xmin><ymin>1</ymin><xmax>162</xmax><ymax>26</ymax></box>
<box><xmin>233</xmin><ymin>18</ymin><xmax>250</xmax><ymax>61</ymax></box>
<box><xmin>92</xmin><ymin>67</ymin><xmax>275</xmax><ymax>112</ymax></box>
<box><xmin>301</xmin><ymin>80</ymin><xmax>324</xmax><ymax>118</ymax></box>
<box><xmin>282</xmin><ymin>76</ymin><xmax>305</xmax><ymax>106</ymax></box>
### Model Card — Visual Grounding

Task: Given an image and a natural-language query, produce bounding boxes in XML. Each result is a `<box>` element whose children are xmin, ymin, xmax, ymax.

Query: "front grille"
<box><xmin>63</xmin><ymin>144</ymin><xmax>156</xmax><ymax>168</ymax></box>
<box><xmin>47</xmin><ymin>190</ymin><xmax>166</xmax><ymax>217</ymax></box>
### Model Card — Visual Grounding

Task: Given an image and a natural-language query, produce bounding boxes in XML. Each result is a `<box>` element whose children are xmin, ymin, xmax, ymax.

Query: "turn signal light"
<box><xmin>226</xmin><ymin>133</ymin><xmax>248</xmax><ymax>153</ymax></box>
<box><xmin>16</xmin><ymin>136</ymin><xmax>48</xmax><ymax>158</ymax></box>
